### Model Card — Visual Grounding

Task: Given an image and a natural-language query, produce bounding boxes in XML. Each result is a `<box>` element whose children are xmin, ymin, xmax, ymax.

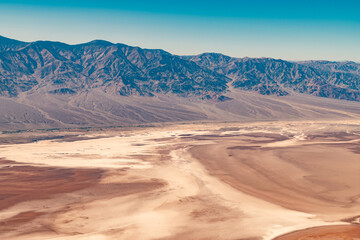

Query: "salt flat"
<box><xmin>0</xmin><ymin>121</ymin><xmax>359</xmax><ymax>240</ymax></box>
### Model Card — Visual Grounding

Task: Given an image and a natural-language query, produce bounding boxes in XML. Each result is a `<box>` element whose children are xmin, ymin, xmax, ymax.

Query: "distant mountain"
<box><xmin>188</xmin><ymin>53</ymin><xmax>360</xmax><ymax>101</ymax></box>
<box><xmin>0</xmin><ymin>35</ymin><xmax>359</xmax><ymax>102</ymax></box>
<box><xmin>0</xmin><ymin>36</ymin><xmax>360</xmax><ymax>130</ymax></box>
<box><xmin>299</xmin><ymin>60</ymin><xmax>360</xmax><ymax>75</ymax></box>
<box><xmin>0</xmin><ymin>36</ymin><xmax>229</xmax><ymax>99</ymax></box>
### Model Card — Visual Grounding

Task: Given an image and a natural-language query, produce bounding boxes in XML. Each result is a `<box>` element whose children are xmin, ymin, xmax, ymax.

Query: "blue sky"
<box><xmin>0</xmin><ymin>0</ymin><xmax>359</xmax><ymax>61</ymax></box>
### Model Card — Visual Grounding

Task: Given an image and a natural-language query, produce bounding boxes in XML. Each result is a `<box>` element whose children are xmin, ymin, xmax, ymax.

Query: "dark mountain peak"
<box><xmin>81</xmin><ymin>39</ymin><xmax>114</xmax><ymax>47</ymax></box>
<box><xmin>188</xmin><ymin>53</ymin><xmax>233</xmax><ymax>70</ymax></box>
<box><xmin>0</xmin><ymin>35</ymin><xmax>28</xmax><ymax>52</ymax></box>
<box><xmin>195</xmin><ymin>52</ymin><xmax>231</xmax><ymax>60</ymax></box>
<box><xmin>0</xmin><ymin>35</ymin><xmax>26</xmax><ymax>44</ymax></box>
<box><xmin>29</xmin><ymin>40</ymin><xmax>71</xmax><ymax>48</ymax></box>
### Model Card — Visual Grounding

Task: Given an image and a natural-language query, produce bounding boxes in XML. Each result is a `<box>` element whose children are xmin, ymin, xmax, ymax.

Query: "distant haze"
<box><xmin>0</xmin><ymin>0</ymin><xmax>359</xmax><ymax>62</ymax></box>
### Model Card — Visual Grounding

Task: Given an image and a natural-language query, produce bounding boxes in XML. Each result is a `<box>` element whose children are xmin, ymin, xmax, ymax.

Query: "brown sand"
<box><xmin>273</xmin><ymin>225</ymin><xmax>360</xmax><ymax>240</ymax></box>
<box><xmin>0</xmin><ymin>121</ymin><xmax>359</xmax><ymax>240</ymax></box>
<box><xmin>0</xmin><ymin>159</ymin><xmax>165</xmax><ymax>238</ymax></box>
<box><xmin>0</xmin><ymin>211</ymin><xmax>45</xmax><ymax>233</ymax></box>
<box><xmin>190</xmin><ymin>133</ymin><xmax>360</xmax><ymax>217</ymax></box>
<box><xmin>0</xmin><ymin>160</ymin><xmax>103</xmax><ymax>211</ymax></box>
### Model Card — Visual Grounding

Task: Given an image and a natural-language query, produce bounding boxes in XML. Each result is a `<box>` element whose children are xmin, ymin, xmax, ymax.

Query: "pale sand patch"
<box><xmin>0</xmin><ymin>120</ymin><xmax>359</xmax><ymax>240</ymax></box>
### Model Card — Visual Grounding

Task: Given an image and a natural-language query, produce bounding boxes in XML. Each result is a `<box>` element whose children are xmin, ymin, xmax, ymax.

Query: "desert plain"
<box><xmin>0</xmin><ymin>120</ymin><xmax>359</xmax><ymax>240</ymax></box>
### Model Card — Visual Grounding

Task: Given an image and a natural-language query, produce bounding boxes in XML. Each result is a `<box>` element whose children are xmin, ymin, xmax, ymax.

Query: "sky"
<box><xmin>0</xmin><ymin>0</ymin><xmax>359</xmax><ymax>61</ymax></box>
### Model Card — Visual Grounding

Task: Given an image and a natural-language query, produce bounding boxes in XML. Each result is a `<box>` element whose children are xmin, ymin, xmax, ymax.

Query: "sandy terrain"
<box><xmin>190</xmin><ymin>132</ymin><xmax>360</xmax><ymax>218</ymax></box>
<box><xmin>0</xmin><ymin>121</ymin><xmax>359</xmax><ymax>239</ymax></box>
<box><xmin>273</xmin><ymin>225</ymin><xmax>360</xmax><ymax>240</ymax></box>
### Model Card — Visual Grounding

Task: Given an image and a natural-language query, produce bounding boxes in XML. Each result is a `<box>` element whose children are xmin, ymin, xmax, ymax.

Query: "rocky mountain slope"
<box><xmin>0</xmin><ymin>35</ymin><xmax>28</xmax><ymax>52</ymax></box>
<box><xmin>1</xmin><ymin>35</ymin><xmax>360</xmax><ymax>102</ymax></box>
<box><xmin>0</xmin><ymin>36</ymin><xmax>229</xmax><ymax>99</ymax></box>
<box><xmin>188</xmin><ymin>53</ymin><xmax>360</xmax><ymax>101</ymax></box>
<box><xmin>0</xmin><ymin>35</ymin><xmax>359</xmax><ymax>130</ymax></box>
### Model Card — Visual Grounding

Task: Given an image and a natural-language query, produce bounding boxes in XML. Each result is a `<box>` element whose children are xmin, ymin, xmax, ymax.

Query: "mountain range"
<box><xmin>0</xmin><ymin>35</ymin><xmax>359</xmax><ymax>130</ymax></box>
<box><xmin>1</xmin><ymin>35</ymin><xmax>360</xmax><ymax>101</ymax></box>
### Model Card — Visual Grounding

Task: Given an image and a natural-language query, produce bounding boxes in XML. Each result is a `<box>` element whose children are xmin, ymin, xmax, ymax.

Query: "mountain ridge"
<box><xmin>0</xmin><ymin>36</ymin><xmax>230</xmax><ymax>99</ymax></box>
<box><xmin>0</xmin><ymin>35</ymin><xmax>360</xmax><ymax>130</ymax></box>
<box><xmin>1</xmin><ymin>35</ymin><xmax>359</xmax><ymax>102</ymax></box>
<box><xmin>188</xmin><ymin>52</ymin><xmax>360</xmax><ymax>100</ymax></box>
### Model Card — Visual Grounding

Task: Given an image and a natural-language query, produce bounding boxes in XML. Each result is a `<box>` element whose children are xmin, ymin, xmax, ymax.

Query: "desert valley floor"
<box><xmin>0</xmin><ymin>120</ymin><xmax>359</xmax><ymax>240</ymax></box>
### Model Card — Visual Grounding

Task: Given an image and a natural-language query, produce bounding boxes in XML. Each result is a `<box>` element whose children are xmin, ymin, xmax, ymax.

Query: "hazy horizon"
<box><xmin>1</xmin><ymin>0</ymin><xmax>359</xmax><ymax>62</ymax></box>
